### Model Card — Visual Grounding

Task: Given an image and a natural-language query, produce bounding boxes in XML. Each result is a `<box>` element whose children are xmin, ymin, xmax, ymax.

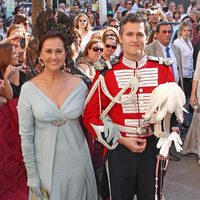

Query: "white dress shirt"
<box><xmin>158</xmin><ymin>41</ymin><xmax>179</xmax><ymax>83</ymax></box>
<box><xmin>174</xmin><ymin>37</ymin><xmax>194</xmax><ymax>78</ymax></box>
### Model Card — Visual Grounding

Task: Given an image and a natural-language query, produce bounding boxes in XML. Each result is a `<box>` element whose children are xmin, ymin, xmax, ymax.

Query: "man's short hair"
<box><xmin>155</xmin><ymin>21</ymin><xmax>173</xmax><ymax>33</ymax></box>
<box><xmin>119</xmin><ymin>13</ymin><xmax>146</xmax><ymax>36</ymax></box>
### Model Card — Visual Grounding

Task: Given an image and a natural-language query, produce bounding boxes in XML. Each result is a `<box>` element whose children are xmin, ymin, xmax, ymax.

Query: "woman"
<box><xmin>173</xmin><ymin>9</ymin><xmax>181</xmax><ymax>22</ymax></box>
<box><xmin>76</xmin><ymin>13</ymin><xmax>94</xmax><ymax>51</ymax></box>
<box><xmin>174</xmin><ymin>21</ymin><xmax>194</xmax><ymax>127</ymax></box>
<box><xmin>102</xmin><ymin>36</ymin><xmax>117</xmax><ymax>61</ymax></box>
<box><xmin>7</xmin><ymin>24</ymin><xmax>27</xmax><ymax>64</ymax></box>
<box><xmin>87</xmin><ymin>13</ymin><xmax>101</xmax><ymax>31</ymax></box>
<box><xmin>77</xmin><ymin>39</ymin><xmax>103</xmax><ymax>80</ymax></box>
<box><xmin>182</xmin><ymin>51</ymin><xmax>200</xmax><ymax>165</ymax></box>
<box><xmin>13</xmin><ymin>14</ymin><xmax>31</xmax><ymax>33</ymax></box>
<box><xmin>0</xmin><ymin>43</ymin><xmax>28</xmax><ymax>200</ymax></box>
<box><xmin>147</xmin><ymin>29</ymin><xmax>157</xmax><ymax>45</ymax></box>
<box><xmin>18</xmin><ymin>31</ymin><xmax>98</xmax><ymax>200</ymax></box>
<box><xmin>174</xmin><ymin>21</ymin><xmax>193</xmax><ymax>96</ymax></box>
<box><xmin>101</xmin><ymin>27</ymin><xmax>121</xmax><ymax>58</ymax></box>
<box><xmin>191</xmin><ymin>9</ymin><xmax>200</xmax><ymax>47</ymax></box>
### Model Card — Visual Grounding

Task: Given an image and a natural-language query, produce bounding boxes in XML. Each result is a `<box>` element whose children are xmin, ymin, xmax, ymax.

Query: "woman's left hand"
<box><xmin>0</xmin><ymin>79</ymin><xmax>4</xmax><ymax>89</ymax></box>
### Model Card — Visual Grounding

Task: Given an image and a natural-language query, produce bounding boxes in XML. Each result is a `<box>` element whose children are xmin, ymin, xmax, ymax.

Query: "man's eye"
<box><xmin>127</xmin><ymin>33</ymin><xmax>133</xmax><ymax>36</ymax></box>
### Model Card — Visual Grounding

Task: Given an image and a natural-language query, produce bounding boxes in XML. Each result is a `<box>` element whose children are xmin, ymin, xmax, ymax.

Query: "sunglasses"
<box><xmin>110</xmin><ymin>25</ymin><xmax>119</xmax><ymax>29</ymax></box>
<box><xmin>105</xmin><ymin>33</ymin><xmax>116</xmax><ymax>37</ymax></box>
<box><xmin>24</xmin><ymin>22</ymin><xmax>30</xmax><ymax>26</ymax></box>
<box><xmin>79</xmin><ymin>19</ymin><xmax>87</xmax><ymax>22</ymax></box>
<box><xmin>105</xmin><ymin>44</ymin><xmax>117</xmax><ymax>50</ymax></box>
<box><xmin>160</xmin><ymin>30</ymin><xmax>172</xmax><ymax>34</ymax></box>
<box><xmin>91</xmin><ymin>47</ymin><xmax>103</xmax><ymax>52</ymax></box>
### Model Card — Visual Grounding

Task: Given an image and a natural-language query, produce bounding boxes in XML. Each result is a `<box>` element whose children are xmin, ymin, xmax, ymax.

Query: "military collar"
<box><xmin>122</xmin><ymin>55</ymin><xmax>147</xmax><ymax>69</ymax></box>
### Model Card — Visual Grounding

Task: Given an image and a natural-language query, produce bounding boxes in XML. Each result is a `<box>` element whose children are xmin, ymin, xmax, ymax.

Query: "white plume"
<box><xmin>144</xmin><ymin>82</ymin><xmax>187</xmax><ymax>123</ymax></box>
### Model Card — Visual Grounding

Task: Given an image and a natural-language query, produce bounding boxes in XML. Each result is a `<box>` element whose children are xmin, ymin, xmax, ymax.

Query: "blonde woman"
<box><xmin>174</xmin><ymin>20</ymin><xmax>194</xmax><ymax>128</ymax></box>
<box><xmin>76</xmin><ymin>13</ymin><xmax>94</xmax><ymax>51</ymax></box>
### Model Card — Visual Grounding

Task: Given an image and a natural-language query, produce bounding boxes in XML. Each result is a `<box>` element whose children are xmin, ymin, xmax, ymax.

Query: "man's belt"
<box><xmin>115</xmin><ymin>124</ymin><xmax>153</xmax><ymax>138</ymax></box>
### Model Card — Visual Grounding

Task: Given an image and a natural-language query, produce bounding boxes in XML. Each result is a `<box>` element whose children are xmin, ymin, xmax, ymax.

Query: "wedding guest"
<box><xmin>18</xmin><ymin>29</ymin><xmax>97</xmax><ymax>200</ymax></box>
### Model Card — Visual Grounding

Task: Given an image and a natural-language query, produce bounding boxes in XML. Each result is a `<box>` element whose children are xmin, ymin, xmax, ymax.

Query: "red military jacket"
<box><xmin>83</xmin><ymin>55</ymin><xmax>174</xmax><ymax>150</ymax></box>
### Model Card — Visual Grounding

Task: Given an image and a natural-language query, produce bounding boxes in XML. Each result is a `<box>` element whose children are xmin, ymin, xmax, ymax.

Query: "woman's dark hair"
<box><xmin>173</xmin><ymin>9</ymin><xmax>181</xmax><ymax>20</ymax></box>
<box><xmin>13</xmin><ymin>14</ymin><xmax>29</xmax><ymax>25</ymax></box>
<box><xmin>0</xmin><ymin>43</ymin><xmax>13</xmax><ymax>78</ymax></box>
<box><xmin>33</xmin><ymin>10</ymin><xmax>91</xmax><ymax>87</ymax></box>
<box><xmin>147</xmin><ymin>29</ymin><xmax>156</xmax><ymax>45</ymax></box>
<box><xmin>12</xmin><ymin>4</ymin><xmax>24</xmax><ymax>15</ymax></box>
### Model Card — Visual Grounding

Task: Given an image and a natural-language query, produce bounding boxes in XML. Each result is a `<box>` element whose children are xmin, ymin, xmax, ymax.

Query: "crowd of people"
<box><xmin>0</xmin><ymin>0</ymin><xmax>200</xmax><ymax>200</ymax></box>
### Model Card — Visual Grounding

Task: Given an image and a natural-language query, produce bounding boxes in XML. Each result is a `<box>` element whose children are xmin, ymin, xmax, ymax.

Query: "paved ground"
<box><xmin>133</xmin><ymin>154</ymin><xmax>200</xmax><ymax>200</ymax></box>
<box><xmin>133</xmin><ymin>129</ymin><xmax>200</xmax><ymax>200</ymax></box>
<box><xmin>164</xmin><ymin>153</ymin><xmax>200</xmax><ymax>200</ymax></box>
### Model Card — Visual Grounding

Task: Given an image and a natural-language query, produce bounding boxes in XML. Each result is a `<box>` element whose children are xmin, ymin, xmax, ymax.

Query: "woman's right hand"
<box><xmin>3</xmin><ymin>65</ymin><xmax>16</xmax><ymax>80</ymax></box>
<box><xmin>0</xmin><ymin>79</ymin><xmax>4</xmax><ymax>89</ymax></box>
<box><xmin>190</xmin><ymin>94</ymin><xmax>198</xmax><ymax>107</ymax></box>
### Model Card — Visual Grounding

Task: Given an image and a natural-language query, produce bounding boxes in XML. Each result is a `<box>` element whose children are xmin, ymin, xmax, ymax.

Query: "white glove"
<box><xmin>169</xmin><ymin>131</ymin><xmax>183</xmax><ymax>152</ymax></box>
<box><xmin>157</xmin><ymin>131</ymin><xmax>183</xmax><ymax>157</ymax></box>
<box><xmin>30</xmin><ymin>187</ymin><xmax>45</xmax><ymax>200</ymax></box>
<box><xmin>157</xmin><ymin>134</ymin><xmax>172</xmax><ymax>157</ymax></box>
<box><xmin>102</xmin><ymin>115</ymin><xmax>121</xmax><ymax>147</ymax></box>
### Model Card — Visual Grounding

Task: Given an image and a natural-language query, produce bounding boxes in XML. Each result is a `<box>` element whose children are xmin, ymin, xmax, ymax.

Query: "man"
<box><xmin>145</xmin><ymin>21</ymin><xmax>184</xmax><ymax>90</ymax></box>
<box><xmin>117</xmin><ymin>0</ymin><xmax>126</xmax><ymax>12</ymax></box>
<box><xmin>108</xmin><ymin>18</ymin><xmax>120</xmax><ymax>30</ymax></box>
<box><xmin>145</xmin><ymin>22</ymin><xmax>184</xmax><ymax>161</ymax></box>
<box><xmin>168</xmin><ymin>1</ymin><xmax>176</xmax><ymax>13</ymax></box>
<box><xmin>122</xmin><ymin>0</ymin><xmax>133</xmax><ymax>17</ymax></box>
<box><xmin>84</xmin><ymin>14</ymin><xmax>174</xmax><ymax>200</ymax></box>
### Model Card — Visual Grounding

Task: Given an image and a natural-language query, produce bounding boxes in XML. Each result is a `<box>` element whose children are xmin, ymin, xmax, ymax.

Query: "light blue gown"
<box><xmin>18</xmin><ymin>80</ymin><xmax>98</xmax><ymax>200</ymax></box>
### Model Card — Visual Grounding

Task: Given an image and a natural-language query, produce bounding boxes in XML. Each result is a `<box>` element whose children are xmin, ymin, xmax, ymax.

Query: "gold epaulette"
<box><xmin>147</xmin><ymin>56</ymin><xmax>173</xmax><ymax>66</ymax></box>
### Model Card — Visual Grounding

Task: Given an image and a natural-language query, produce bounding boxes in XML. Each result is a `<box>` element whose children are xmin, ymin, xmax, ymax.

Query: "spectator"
<box><xmin>108</xmin><ymin>18</ymin><xmax>120</xmax><ymax>31</ymax></box>
<box><xmin>57</xmin><ymin>3</ymin><xmax>66</xmax><ymax>14</ymax></box>
<box><xmin>0</xmin><ymin>43</ymin><xmax>28</xmax><ymax>199</ymax></box>
<box><xmin>90</xmin><ymin>30</ymin><xmax>102</xmax><ymax>40</ymax></box>
<box><xmin>117</xmin><ymin>0</ymin><xmax>126</xmax><ymax>12</ymax></box>
<box><xmin>122</xmin><ymin>0</ymin><xmax>133</xmax><ymax>16</ymax></box>
<box><xmin>168</xmin><ymin>1</ymin><xmax>176</xmax><ymax>13</ymax></box>
<box><xmin>165</xmin><ymin>11</ymin><xmax>174</xmax><ymax>22</ymax></box>
<box><xmin>0</xmin><ymin>0</ymin><xmax>6</xmax><ymax>22</ymax></box>
<box><xmin>145</xmin><ymin>22</ymin><xmax>184</xmax><ymax>90</ymax></box>
<box><xmin>0</xmin><ymin>17</ymin><xmax>6</xmax><ymax>40</ymax></box>
<box><xmin>13</xmin><ymin>14</ymin><xmax>31</xmax><ymax>33</ymax></box>
<box><xmin>174</xmin><ymin>21</ymin><xmax>194</xmax><ymax>127</ymax></box>
<box><xmin>77</xmin><ymin>39</ymin><xmax>103</xmax><ymax>80</ymax></box>
<box><xmin>147</xmin><ymin>29</ymin><xmax>157</xmax><ymax>44</ymax></box>
<box><xmin>191</xmin><ymin>9</ymin><xmax>200</xmax><ymax>46</ymax></box>
<box><xmin>92</xmin><ymin>0</ymin><xmax>99</xmax><ymax>12</ymax></box>
<box><xmin>87</xmin><ymin>13</ymin><xmax>101</xmax><ymax>31</ymax></box>
<box><xmin>173</xmin><ymin>9</ymin><xmax>181</xmax><ymax>22</ymax></box>
<box><xmin>101</xmin><ymin>27</ymin><xmax>121</xmax><ymax>58</ymax></box>
<box><xmin>102</xmin><ymin>35</ymin><xmax>118</xmax><ymax>61</ymax></box>
<box><xmin>147</xmin><ymin>5</ymin><xmax>168</xmax><ymax>31</ymax></box>
<box><xmin>76</xmin><ymin>13</ymin><xmax>94</xmax><ymax>51</ymax></box>
<box><xmin>102</xmin><ymin>11</ymin><xmax>114</xmax><ymax>27</ymax></box>
<box><xmin>114</xmin><ymin>9</ymin><xmax>122</xmax><ymax>21</ymax></box>
<box><xmin>7</xmin><ymin>24</ymin><xmax>27</xmax><ymax>64</ymax></box>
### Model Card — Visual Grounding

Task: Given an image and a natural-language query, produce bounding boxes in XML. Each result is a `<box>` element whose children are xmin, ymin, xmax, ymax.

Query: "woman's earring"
<box><xmin>40</xmin><ymin>58</ymin><xmax>45</xmax><ymax>67</ymax></box>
